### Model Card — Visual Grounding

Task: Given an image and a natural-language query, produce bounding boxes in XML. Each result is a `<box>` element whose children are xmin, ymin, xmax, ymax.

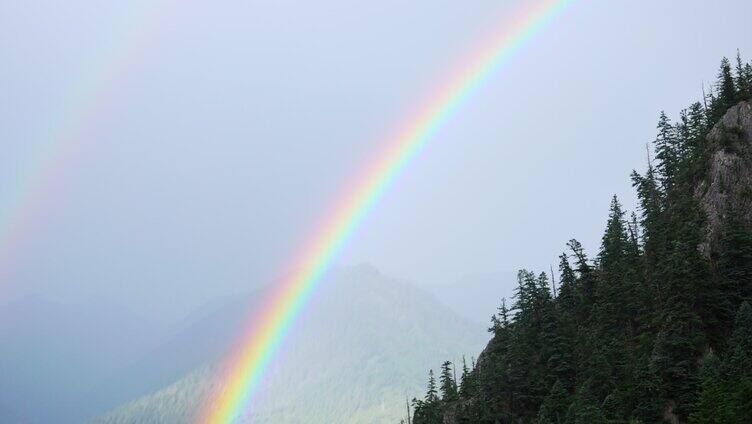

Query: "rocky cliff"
<box><xmin>696</xmin><ymin>101</ymin><xmax>752</xmax><ymax>258</ymax></box>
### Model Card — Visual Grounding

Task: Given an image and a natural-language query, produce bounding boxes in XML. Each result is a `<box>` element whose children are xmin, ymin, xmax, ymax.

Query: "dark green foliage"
<box><xmin>735</xmin><ymin>51</ymin><xmax>752</xmax><ymax>101</ymax></box>
<box><xmin>564</xmin><ymin>390</ymin><xmax>607</xmax><ymax>424</ymax></box>
<box><xmin>412</xmin><ymin>370</ymin><xmax>442</xmax><ymax>424</ymax></box>
<box><xmin>538</xmin><ymin>380</ymin><xmax>570</xmax><ymax>424</ymax></box>
<box><xmin>715</xmin><ymin>205</ymin><xmax>752</xmax><ymax>324</ymax></box>
<box><xmin>458</xmin><ymin>356</ymin><xmax>470</xmax><ymax>398</ymax></box>
<box><xmin>711</xmin><ymin>57</ymin><xmax>738</xmax><ymax>122</ymax></box>
<box><xmin>439</xmin><ymin>361</ymin><xmax>458</xmax><ymax>402</ymax></box>
<box><xmin>654</xmin><ymin>111</ymin><xmax>681</xmax><ymax>189</ymax></box>
<box><xmin>690</xmin><ymin>303</ymin><xmax>752</xmax><ymax>423</ymax></box>
<box><xmin>689</xmin><ymin>353</ymin><xmax>730</xmax><ymax>423</ymax></box>
<box><xmin>405</xmin><ymin>54</ymin><xmax>752</xmax><ymax>424</ymax></box>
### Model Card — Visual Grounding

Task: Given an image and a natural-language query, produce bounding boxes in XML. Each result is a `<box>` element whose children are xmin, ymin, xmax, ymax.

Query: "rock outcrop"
<box><xmin>695</xmin><ymin>101</ymin><xmax>752</xmax><ymax>258</ymax></box>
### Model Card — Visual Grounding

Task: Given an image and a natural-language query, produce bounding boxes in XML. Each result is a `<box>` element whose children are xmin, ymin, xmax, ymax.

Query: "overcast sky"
<box><xmin>2</xmin><ymin>0</ymin><xmax>752</xmax><ymax>321</ymax></box>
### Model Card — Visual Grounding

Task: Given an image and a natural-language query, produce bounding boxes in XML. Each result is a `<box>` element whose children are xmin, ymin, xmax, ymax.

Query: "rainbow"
<box><xmin>201</xmin><ymin>0</ymin><xmax>573</xmax><ymax>422</ymax></box>
<box><xmin>0</xmin><ymin>3</ymin><xmax>169</xmax><ymax>281</ymax></box>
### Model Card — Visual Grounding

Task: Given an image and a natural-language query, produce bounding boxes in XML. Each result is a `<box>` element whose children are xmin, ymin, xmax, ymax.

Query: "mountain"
<box><xmin>93</xmin><ymin>265</ymin><xmax>488</xmax><ymax>423</ymax></box>
<box><xmin>408</xmin><ymin>57</ymin><xmax>752</xmax><ymax>424</ymax></box>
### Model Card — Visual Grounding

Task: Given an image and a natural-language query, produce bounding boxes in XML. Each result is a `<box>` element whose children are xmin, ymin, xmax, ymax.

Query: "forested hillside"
<box><xmin>406</xmin><ymin>54</ymin><xmax>752</xmax><ymax>424</ymax></box>
<box><xmin>94</xmin><ymin>266</ymin><xmax>486</xmax><ymax>424</ymax></box>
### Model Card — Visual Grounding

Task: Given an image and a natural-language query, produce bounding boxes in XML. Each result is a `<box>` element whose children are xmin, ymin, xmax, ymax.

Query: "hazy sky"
<box><xmin>2</xmin><ymin>0</ymin><xmax>752</xmax><ymax>321</ymax></box>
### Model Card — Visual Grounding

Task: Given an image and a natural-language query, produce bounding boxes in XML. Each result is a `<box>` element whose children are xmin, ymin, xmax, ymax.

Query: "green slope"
<box><xmin>94</xmin><ymin>265</ymin><xmax>487</xmax><ymax>424</ymax></box>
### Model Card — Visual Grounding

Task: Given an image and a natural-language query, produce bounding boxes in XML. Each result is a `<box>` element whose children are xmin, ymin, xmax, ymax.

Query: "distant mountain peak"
<box><xmin>92</xmin><ymin>267</ymin><xmax>487</xmax><ymax>424</ymax></box>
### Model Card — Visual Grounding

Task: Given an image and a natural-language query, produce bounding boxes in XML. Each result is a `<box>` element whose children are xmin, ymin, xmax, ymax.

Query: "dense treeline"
<box><xmin>404</xmin><ymin>53</ymin><xmax>752</xmax><ymax>423</ymax></box>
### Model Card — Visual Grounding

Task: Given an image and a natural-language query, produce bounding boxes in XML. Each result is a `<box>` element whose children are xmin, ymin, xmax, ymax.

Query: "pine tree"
<box><xmin>735</xmin><ymin>50</ymin><xmax>751</xmax><ymax>101</ymax></box>
<box><xmin>716</xmin><ymin>302</ymin><xmax>752</xmax><ymax>423</ymax></box>
<box><xmin>719</xmin><ymin>57</ymin><xmax>738</xmax><ymax>107</ymax></box>
<box><xmin>472</xmin><ymin>297</ymin><xmax>516</xmax><ymax>422</ymax></box>
<box><xmin>630</xmin><ymin>357</ymin><xmax>661</xmax><ymax>421</ymax></box>
<box><xmin>508</xmin><ymin>270</ymin><xmax>550</xmax><ymax>416</ymax></box>
<box><xmin>439</xmin><ymin>361</ymin><xmax>458</xmax><ymax>402</ymax></box>
<box><xmin>556</xmin><ymin>253</ymin><xmax>578</xmax><ymax>313</ymax></box>
<box><xmin>458</xmin><ymin>356</ymin><xmax>471</xmax><ymax>398</ymax></box>
<box><xmin>654</xmin><ymin>111</ymin><xmax>681</xmax><ymax>191</ymax></box>
<box><xmin>565</xmin><ymin>390</ymin><xmax>608</xmax><ymax>424</ymax></box>
<box><xmin>744</xmin><ymin>63</ymin><xmax>752</xmax><ymax>100</ymax></box>
<box><xmin>685</xmin><ymin>102</ymin><xmax>709</xmax><ymax>169</ymax></box>
<box><xmin>489</xmin><ymin>298</ymin><xmax>510</xmax><ymax>334</ymax></box>
<box><xmin>718</xmin><ymin>206</ymin><xmax>752</xmax><ymax>306</ymax></box>
<box><xmin>538</xmin><ymin>380</ymin><xmax>570</xmax><ymax>424</ymax></box>
<box><xmin>624</xmin><ymin>210</ymin><xmax>647</xmax><ymax>334</ymax></box>
<box><xmin>426</xmin><ymin>369</ymin><xmax>438</xmax><ymax>403</ymax></box>
<box><xmin>711</xmin><ymin>57</ymin><xmax>738</xmax><ymax>121</ymax></box>
<box><xmin>567</xmin><ymin>239</ymin><xmax>596</xmax><ymax>322</ymax></box>
<box><xmin>689</xmin><ymin>352</ymin><xmax>731</xmax><ymax>423</ymax></box>
<box><xmin>631</xmin><ymin>157</ymin><xmax>663</xmax><ymax>245</ymax></box>
<box><xmin>724</xmin><ymin>303</ymin><xmax>752</xmax><ymax>385</ymax></box>
<box><xmin>649</xmin><ymin>306</ymin><xmax>703</xmax><ymax>419</ymax></box>
<box><xmin>596</xmin><ymin>196</ymin><xmax>631</xmax><ymax>332</ymax></box>
<box><xmin>412</xmin><ymin>371</ymin><xmax>442</xmax><ymax>424</ymax></box>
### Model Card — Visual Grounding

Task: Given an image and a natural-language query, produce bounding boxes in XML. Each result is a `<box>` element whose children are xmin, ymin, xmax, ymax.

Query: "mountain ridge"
<box><xmin>93</xmin><ymin>264</ymin><xmax>488</xmax><ymax>424</ymax></box>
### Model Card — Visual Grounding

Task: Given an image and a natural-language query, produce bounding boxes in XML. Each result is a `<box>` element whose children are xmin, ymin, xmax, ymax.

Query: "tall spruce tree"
<box><xmin>596</xmin><ymin>196</ymin><xmax>631</xmax><ymax>333</ymax></box>
<box><xmin>439</xmin><ymin>361</ymin><xmax>458</xmax><ymax>402</ymax></box>
<box><xmin>718</xmin><ymin>205</ymin><xmax>752</xmax><ymax>306</ymax></box>
<box><xmin>710</xmin><ymin>57</ymin><xmax>739</xmax><ymax>122</ymax></box>
<box><xmin>735</xmin><ymin>51</ymin><xmax>751</xmax><ymax>101</ymax></box>
<box><xmin>654</xmin><ymin>111</ymin><xmax>681</xmax><ymax>190</ymax></box>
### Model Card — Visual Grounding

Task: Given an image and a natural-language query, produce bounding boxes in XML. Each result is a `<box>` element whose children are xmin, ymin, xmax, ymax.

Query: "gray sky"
<box><xmin>2</xmin><ymin>0</ymin><xmax>752</xmax><ymax>321</ymax></box>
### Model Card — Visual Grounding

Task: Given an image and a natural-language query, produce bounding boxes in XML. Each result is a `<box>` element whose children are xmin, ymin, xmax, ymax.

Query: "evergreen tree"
<box><xmin>567</xmin><ymin>239</ymin><xmax>596</xmax><ymax>322</ymax></box>
<box><xmin>690</xmin><ymin>352</ymin><xmax>732</xmax><ymax>423</ymax></box>
<box><xmin>735</xmin><ymin>50</ymin><xmax>751</xmax><ymax>101</ymax></box>
<box><xmin>718</xmin><ymin>205</ymin><xmax>752</xmax><ymax>306</ymax></box>
<box><xmin>538</xmin><ymin>380</ymin><xmax>570</xmax><ymax>424</ymax></box>
<box><xmin>729</xmin><ymin>303</ymin><xmax>752</xmax><ymax>362</ymax></box>
<box><xmin>654</xmin><ymin>111</ymin><xmax>681</xmax><ymax>189</ymax></box>
<box><xmin>719</xmin><ymin>57</ymin><xmax>738</xmax><ymax>107</ymax></box>
<box><xmin>556</xmin><ymin>253</ymin><xmax>578</xmax><ymax>313</ymax></box>
<box><xmin>458</xmin><ymin>356</ymin><xmax>471</xmax><ymax>398</ymax></box>
<box><xmin>565</xmin><ymin>390</ymin><xmax>608</xmax><ymax>424</ymax></box>
<box><xmin>744</xmin><ymin>63</ymin><xmax>752</xmax><ymax>100</ymax></box>
<box><xmin>426</xmin><ymin>369</ymin><xmax>438</xmax><ymax>403</ymax></box>
<box><xmin>596</xmin><ymin>196</ymin><xmax>631</xmax><ymax>333</ymax></box>
<box><xmin>412</xmin><ymin>371</ymin><xmax>442</xmax><ymax>424</ymax></box>
<box><xmin>629</xmin><ymin>358</ymin><xmax>661</xmax><ymax>421</ymax></box>
<box><xmin>711</xmin><ymin>57</ymin><xmax>738</xmax><ymax>121</ymax></box>
<box><xmin>439</xmin><ymin>361</ymin><xmax>458</xmax><ymax>402</ymax></box>
<box><xmin>684</xmin><ymin>102</ymin><xmax>709</xmax><ymax>168</ymax></box>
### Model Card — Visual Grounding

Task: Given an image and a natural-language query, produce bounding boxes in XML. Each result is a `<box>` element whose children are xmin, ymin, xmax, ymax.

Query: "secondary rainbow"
<box><xmin>202</xmin><ymin>0</ymin><xmax>573</xmax><ymax>422</ymax></box>
<box><xmin>0</xmin><ymin>2</ymin><xmax>170</xmax><ymax>281</ymax></box>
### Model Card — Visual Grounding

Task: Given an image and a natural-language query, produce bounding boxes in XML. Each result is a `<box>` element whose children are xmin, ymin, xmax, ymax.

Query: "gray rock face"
<box><xmin>695</xmin><ymin>101</ymin><xmax>752</xmax><ymax>257</ymax></box>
